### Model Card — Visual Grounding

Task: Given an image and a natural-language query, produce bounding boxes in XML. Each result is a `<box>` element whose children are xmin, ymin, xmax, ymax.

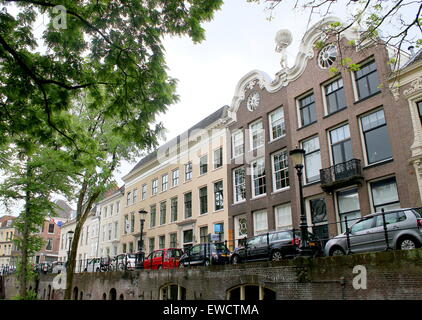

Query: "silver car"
<box><xmin>324</xmin><ymin>208</ymin><xmax>422</xmax><ymax>256</ymax></box>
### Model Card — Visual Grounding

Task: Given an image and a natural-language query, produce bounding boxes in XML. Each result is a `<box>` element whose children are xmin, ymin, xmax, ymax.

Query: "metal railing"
<box><xmin>320</xmin><ymin>158</ymin><xmax>362</xmax><ymax>189</ymax></box>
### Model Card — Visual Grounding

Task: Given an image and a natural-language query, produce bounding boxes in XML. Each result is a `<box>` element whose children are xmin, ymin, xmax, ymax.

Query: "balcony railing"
<box><xmin>320</xmin><ymin>158</ymin><xmax>363</xmax><ymax>191</ymax></box>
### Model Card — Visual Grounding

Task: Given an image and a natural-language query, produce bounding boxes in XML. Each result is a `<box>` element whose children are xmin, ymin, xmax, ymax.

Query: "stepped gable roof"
<box><xmin>127</xmin><ymin>106</ymin><xmax>228</xmax><ymax>176</ymax></box>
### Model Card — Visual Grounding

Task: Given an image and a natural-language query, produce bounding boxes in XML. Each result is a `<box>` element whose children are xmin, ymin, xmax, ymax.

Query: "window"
<box><xmin>337</xmin><ymin>188</ymin><xmax>361</xmax><ymax>232</ymax></box>
<box><xmin>330</xmin><ymin>124</ymin><xmax>352</xmax><ymax>165</ymax></box>
<box><xmin>324</xmin><ymin>78</ymin><xmax>346</xmax><ymax>114</ymax></box>
<box><xmin>46</xmin><ymin>238</ymin><xmax>53</xmax><ymax>251</ymax></box>
<box><xmin>252</xmin><ymin>158</ymin><xmax>266</xmax><ymax>197</ymax></box>
<box><xmin>309</xmin><ymin>198</ymin><xmax>329</xmax><ymax>243</ymax></box>
<box><xmin>185</xmin><ymin>162</ymin><xmax>192</xmax><ymax>181</ymax></box>
<box><xmin>169</xmin><ymin>233</ymin><xmax>177</xmax><ymax>248</ymax></box>
<box><xmin>108</xmin><ymin>223</ymin><xmax>112</xmax><ymax>240</ymax></box>
<box><xmin>199</xmin><ymin>155</ymin><xmax>208</xmax><ymax>175</ymax></box>
<box><xmin>130</xmin><ymin>212</ymin><xmax>135</xmax><ymax>233</ymax></box>
<box><xmin>375</xmin><ymin>211</ymin><xmax>406</xmax><ymax>227</ymax></box>
<box><xmin>48</xmin><ymin>223</ymin><xmax>55</xmax><ymax>234</ymax></box>
<box><xmin>129</xmin><ymin>242</ymin><xmax>134</xmax><ymax>253</ymax></box>
<box><xmin>272</xmin><ymin>150</ymin><xmax>289</xmax><ymax>191</ymax></box>
<box><xmin>233</xmin><ymin>167</ymin><xmax>246</xmax><ymax>203</ymax></box>
<box><xmin>360</xmin><ymin>109</ymin><xmax>392</xmax><ymax>164</ymax></box>
<box><xmin>269</xmin><ymin>107</ymin><xmax>285</xmax><ymax>140</ymax></box>
<box><xmin>170</xmin><ymin>197</ymin><xmax>178</xmax><ymax>222</ymax></box>
<box><xmin>162</xmin><ymin>174</ymin><xmax>168</xmax><ymax>192</ymax></box>
<box><xmin>214</xmin><ymin>223</ymin><xmax>224</xmax><ymax>241</ymax></box>
<box><xmin>350</xmin><ymin>217</ymin><xmax>375</xmax><ymax>234</ymax></box>
<box><xmin>418</xmin><ymin>101</ymin><xmax>422</xmax><ymax>123</ymax></box>
<box><xmin>116</xmin><ymin>201</ymin><xmax>120</xmax><ymax>214</ymax></box>
<box><xmin>249</xmin><ymin>119</ymin><xmax>264</xmax><ymax>149</ymax></box>
<box><xmin>149</xmin><ymin>238</ymin><xmax>155</xmax><ymax>253</ymax></box>
<box><xmin>354</xmin><ymin>60</ymin><xmax>380</xmax><ymax>100</ymax></box>
<box><xmin>126</xmin><ymin>192</ymin><xmax>131</xmax><ymax>206</ymax></box>
<box><xmin>302</xmin><ymin>136</ymin><xmax>321</xmax><ymax>183</ymax></box>
<box><xmin>370</xmin><ymin>177</ymin><xmax>400</xmax><ymax>212</ymax></box>
<box><xmin>124</xmin><ymin>215</ymin><xmax>129</xmax><ymax>234</ymax></box>
<box><xmin>200</xmin><ymin>226</ymin><xmax>208</xmax><ymax>243</ymax></box>
<box><xmin>159</xmin><ymin>235</ymin><xmax>165</xmax><ymax>249</ymax></box>
<box><xmin>141</xmin><ymin>184</ymin><xmax>147</xmax><ymax>200</ymax></box>
<box><xmin>213</xmin><ymin>147</ymin><xmax>223</xmax><ymax>169</ymax></box>
<box><xmin>299</xmin><ymin>93</ymin><xmax>316</xmax><ymax>127</ymax></box>
<box><xmin>274</xmin><ymin>203</ymin><xmax>292</xmax><ymax>230</ymax></box>
<box><xmin>212</xmin><ymin>182</ymin><xmax>223</xmax><ymax>211</ymax></box>
<box><xmin>184</xmin><ymin>192</ymin><xmax>192</xmax><ymax>219</ymax></box>
<box><xmin>253</xmin><ymin>210</ymin><xmax>268</xmax><ymax>235</ymax></box>
<box><xmin>172</xmin><ymin>169</ymin><xmax>179</xmax><ymax>187</ymax></box>
<box><xmin>160</xmin><ymin>202</ymin><xmax>166</xmax><ymax>225</ymax></box>
<box><xmin>122</xmin><ymin>243</ymin><xmax>127</xmax><ymax>254</ymax></box>
<box><xmin>133</xmin><ymin>189</ymin><xmax>137</xmax><ymax>204</ymax></box>
<box><xmin>150</xmin><ymin>205</ymin><xmax>156</xmax><ymax>228</ymax></box>
<box><xmin>152</xmin><ymin>179</ymin><xmax>158</xmax><ymax>195</ymax></box>
<box><xmin>232</xmin><ymin>130</ymin><xmax>244</xmax><ymax>158</ymax></box>
<box><xmin>114</xmin><ymin>221</ymin><xmax>118</xmax><ymax>239</ymax></box>
<box><xmin>110</xmin><ymin>204</ymin><xmax>114</xmax><ymax>216</ymax></box>
<box><xmin>199</xmin><ymin>186</ymin><xmax>208</xmax><ymax>214</ymax></box>
<box><xmin>183</xmin><ymin>229</ymin><xmax>193</xmax><ymax>250</ymax></box>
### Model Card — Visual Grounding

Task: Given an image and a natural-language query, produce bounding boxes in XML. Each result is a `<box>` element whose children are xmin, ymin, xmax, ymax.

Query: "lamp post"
<box><xmin>137</xmin><ymin>210</ymin><xmax>147</xmax><ymax>265</ymax></box>
<box><xmin>67</xmin><ymin>230</ymin><xmax>74</xmax><ymax>263</ymax></box>
<box><xmin>289</xmin><ymin>148</ymin><xmax>313</xmax><ymax>257</ymax></box>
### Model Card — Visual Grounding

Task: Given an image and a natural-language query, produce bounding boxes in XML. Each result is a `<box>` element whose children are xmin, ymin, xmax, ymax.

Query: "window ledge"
<box><xmin>213</xmin><ymin>209</ymin><xmax>224</xmax><ymax>213</ymax></box>
<box><xmin>232</xmin><ymin>200</ymin><xmax>246</xmax><ymax>206</ymax></box>
<box><xmin>362</xmin><ymin>158</ymin><xmax>393</xmax><ymax>170</ymax></box>
<box><xmin>303</xmin><ymin>181</ymin><xmax>321</xmax><ymax>188</ymax></box>
<box><xmin>323</xmin><ymin>106</ymin><xmax>347</xmax><ymax>119</ymax></box>
<box><xmin>353</xmin><ymin>90</ymin><xmax>381</xmax><ymax>105</ymax></box>
<box><xmin>271</xmin><ymin>187</ymin><xmax>290</xmax><ymax>195</ymax></box>
<box><xmin>297</xmin><ymin>121</ymin><xmax>317</xmax><ymax>131</ymax></box>
<box><xmin>251</xmin><ymin>194</ymin><xmax>267</xmax><ymax>201</ymax></box>
<box><xmin>268</xmin><ymin>134</ymin><xmax>287</xmax><ymax>144</ymax></box>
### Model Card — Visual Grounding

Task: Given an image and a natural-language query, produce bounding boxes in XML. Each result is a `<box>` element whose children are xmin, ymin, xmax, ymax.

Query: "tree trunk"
<box><xmin>18</xmin><ymin>161</ymin><xmax>31</xmax><ymax>298</ymax></box>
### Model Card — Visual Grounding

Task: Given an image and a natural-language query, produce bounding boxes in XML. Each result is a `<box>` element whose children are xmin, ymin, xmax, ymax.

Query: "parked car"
<box><xmin>324</xmin><ymin>208</ymin><xmax>422</xmax><ymax>256</ymax></box>
<box><xmin>39</xmin><ymin>262</ymin><xmax>53</xmax><ymax>274</ymax></box>
<box><xmin>114</xmin><ymin>253</ymin><xmax>137</xmax><ymax>271</ymax></box>
<box><xmin>143</xmin><ymin>248</ymin><xmax>184</xmax><ymax>270</ymax></box>
<box><xmin>230</xmin><ymin>230</ymin><xmax>323</xmax><ymax>264</ymax></box>
<box><xmin>179</xmin><ymin>243</ymin><xmax>230</xmax><ymax>267</ymax></box>
<box><xmin>51</xmin><ymin>261</ymin><xmax>66</xmax><ymax>274</ymax></box>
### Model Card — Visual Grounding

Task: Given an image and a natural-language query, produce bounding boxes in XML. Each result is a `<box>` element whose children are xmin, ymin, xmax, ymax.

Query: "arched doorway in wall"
<box><xmin>73</xmin><ymin>287</ymin><xmax>79</xmax><ymax>300</ymax></box>
<box><xmin>109</xmin><ymin>288</ymin><xmax>117</xmax><ymax>300</ymax></box>
<box><xmin>226</xmin><ymin>284</ymin><xmax>276</xmax><ymax>300</ymax></box>
<box><xmin>102</xmin><ymin>293</ymin><xmax>107</xmax><ymax>300</ymax></box>
<box><xmin>47</xmin><ymin>285</ymin><xmax>51</xmax><ymax>300</ymax></box>
<box><xmin>119</xmin><ymin>294</ymin><xmax>124</xmax><ymax>300</ymax></box>
<box><xmin>51</xmin><ymin>289</ymin><xmax>55</xmax><ymax>300</ymax></box>
<box><xmin>159</xmin><ymin>283</ymin><xmax>187</xmax><ymax>300</ymax></box>
<box><xmin>80</xmin><ymin>291</ymin><xmax>84</xmax><ymax>300</ymax></box>
<box><xmin>43</xmin><ymin>288</ymin><xmax>46</xmax><ymax>300</ymax></box>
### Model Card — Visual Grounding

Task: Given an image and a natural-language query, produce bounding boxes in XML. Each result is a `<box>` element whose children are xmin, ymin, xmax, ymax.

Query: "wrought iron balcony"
<box><xmin>320</xmin><ymin>158</ymin><xmax>363</xmax><ymax>192</ymax></box>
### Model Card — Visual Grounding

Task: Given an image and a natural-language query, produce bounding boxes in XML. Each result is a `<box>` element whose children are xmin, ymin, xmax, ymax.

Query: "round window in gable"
<box><xmin>318</xmin><ymin>44</ymin><xmax>337</xmax><ymax>69</ymax></box>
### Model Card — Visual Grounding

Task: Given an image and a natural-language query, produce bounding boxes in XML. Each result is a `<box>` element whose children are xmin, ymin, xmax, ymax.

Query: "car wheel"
<box><xmin>96</xmin><ymin>267</ymin><xmax>100</xmax><ymax>272</ymax></box>
<box><xmin>329</xmin><ymin>247</ymin><xmax>345</xmax><ymax>256</ymax></box>
<box><xmin>271</xmin><ymin>250</ymin><xmax>283</xmax><ymax>262</ymax></box>
<box><xmin>397</xmin><ymin>237</ymin><xmax>419</xmax><ymax>250</ymax></box>
<box><xmin>231</xmin><ymin>255</ymin><xmax>240</xmax><ymax>265</ymax></box>
<box><xmin>204</xmin><ymin>260</ymin><xmax>211</xmax><ymax>267</ymax></box>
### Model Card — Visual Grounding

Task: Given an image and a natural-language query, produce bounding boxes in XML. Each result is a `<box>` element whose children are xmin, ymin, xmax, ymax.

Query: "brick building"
<box><xmin>225</xmin><ymin>17</ymin><xmax>421</xmax><ymax>247</ymax></box>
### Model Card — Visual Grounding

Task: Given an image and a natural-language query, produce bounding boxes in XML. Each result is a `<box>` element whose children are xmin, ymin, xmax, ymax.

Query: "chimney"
<box><xmin>408</xmin><ymin>46</ymin><xmax>415</xmax><ymax>57</ymax></box>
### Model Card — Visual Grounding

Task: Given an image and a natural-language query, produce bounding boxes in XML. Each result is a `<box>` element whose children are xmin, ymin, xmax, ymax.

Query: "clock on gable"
<box><xmin>247</xmin><ymin>91</ymin><xmax>261</xmax><ymax>112</ymax></box>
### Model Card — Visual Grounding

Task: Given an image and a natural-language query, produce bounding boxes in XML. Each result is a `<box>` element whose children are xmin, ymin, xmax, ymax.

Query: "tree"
<box><xmin>0</xmin><ymin>0</ymin><xmax>224</xmax><ymax>150</ymax></box>
<box><xmin>248</xmin><ymin>0</ymin><xmax>421</xmax><ymax>69</ymax></box>
<box><xmin>0</xmin><ymin>141</ymin><xmax>75</xmax><ymax>299</ymax></box>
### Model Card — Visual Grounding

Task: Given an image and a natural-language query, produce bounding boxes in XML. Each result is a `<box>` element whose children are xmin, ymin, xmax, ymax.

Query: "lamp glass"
<box><xmin>290</xmin><ymin>148</ymin><xmax>305</xmax><ymax>167</ymax></box>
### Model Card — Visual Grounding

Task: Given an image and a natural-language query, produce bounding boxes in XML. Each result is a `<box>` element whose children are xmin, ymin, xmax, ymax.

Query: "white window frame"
<box><xmin>172</xmin><ymin>168</ymin><xmax>179</xmax><ymax>187</ymax></box>
<box><xmin>271</xmin><ymin>149</ymin><xmax>289</xmax><ymax>192</ymax></box>
<box><xmin>249</xmin><ymin>119</ymin><xmax>264</xmax><ymax>150</ymax></box>
<box><xmin>152</xmin><ymin>179</ymin><xmax>158</xmax><ymax>196</ymax></box>
<box><xmin>231</xmin><ymin>130</ymin><xmax>244</xmax><ymax>158</ymax></box>
<box><xmin>274</xmin><ymin>203</ymin><xmax>292</xmax><ymax>230</ymax></box>
<box><xmin>232</xmin><ymin>166</ymin><xmax>246</xmax><ymax>204</ymax></box>
<box><xmin>251</xmin><ymin>157</ymin><xmax>266</xmax><ymax>198</ymax></box>
<box><xmin>301</xmin><ymin>135</ymin><xmax>322</xmax><ymax>184</ymax></box>
<box><xmin>253</xmin><ymin>210</ymin><xmax>268</xmax><ymax>235</ymax></box>
<box><xmin>141</xmin><ymin>184</ymin><xmax>147</xmax><ymax>200</ymax></box>
<box><xmin>268</xmin><ymin>107</ymin><xmax>285</xmax><ymax>141</ymax></box>
<box><xmin>161</xmin><ymin>174</ymin><xmax>168</xmax><ymax>192</ymax></box>
<box><xmin>322</xmin><ymin>76</ymin><xmax>346</xmax><ymax>116</ymax></box>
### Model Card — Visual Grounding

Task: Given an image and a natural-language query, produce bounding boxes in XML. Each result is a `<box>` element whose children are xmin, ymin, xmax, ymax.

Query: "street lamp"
<box><xmin>289</xmin><ymin>148</ymin><xmax>313</xmax><ymax>257</ymax></box>
<box><xmin>137</xmin><ymin>210</ymin><xmax>147</xmax><ymax>268</ymax></box>
<box><xmin>67</xmin><ymin>230</ymin><xmax>74</xmax><ymax>262</ymax></box>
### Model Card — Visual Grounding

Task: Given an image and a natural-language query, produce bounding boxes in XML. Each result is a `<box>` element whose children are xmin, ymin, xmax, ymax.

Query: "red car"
<box><xmin>143</xmin><ymin>248</ymin><xmax>184</xmax><ymax>270</ymax></box>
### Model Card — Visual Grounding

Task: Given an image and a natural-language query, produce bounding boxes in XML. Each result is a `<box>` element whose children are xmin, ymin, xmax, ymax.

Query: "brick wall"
<box><xmin>4</xmin><ymin>248</ymin><xmax>422</xmax><ymax>300</ymax></box>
